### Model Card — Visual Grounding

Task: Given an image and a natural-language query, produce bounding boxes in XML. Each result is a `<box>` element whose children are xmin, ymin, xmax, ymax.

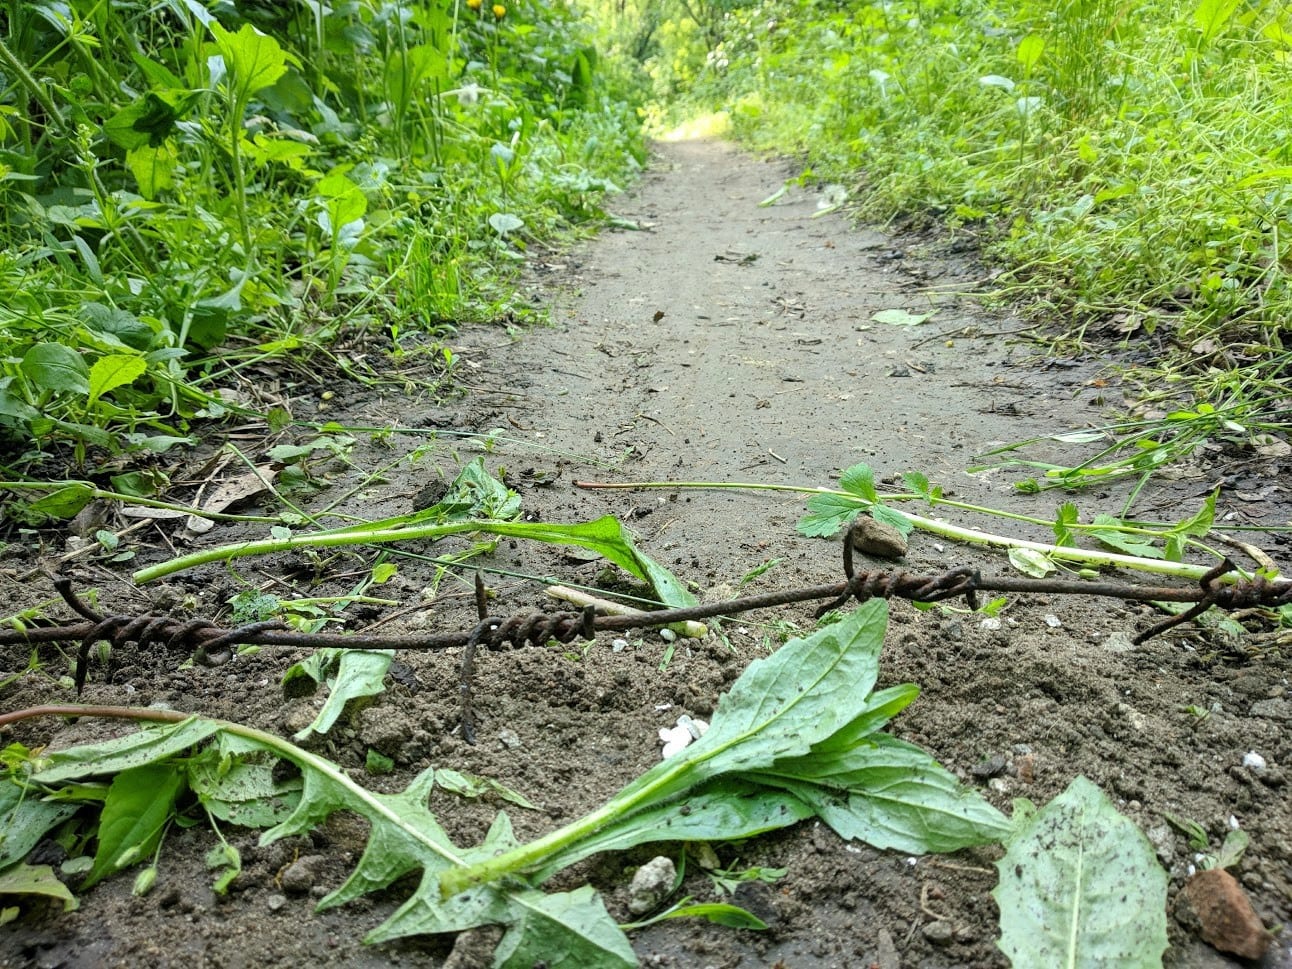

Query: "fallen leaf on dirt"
<box><xmin>872</xmin><ymin>308</ymin><xmax>932</xmax><ymax>326</ymax></box>
<box><xmin>185</xmin><ymin>465</ymin><xmax>278</xmax><ymax>534</ymax></box>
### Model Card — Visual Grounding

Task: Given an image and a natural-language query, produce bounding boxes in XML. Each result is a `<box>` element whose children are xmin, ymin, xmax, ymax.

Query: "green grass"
<box><xmin>630</xmin><ymin>0</ymin><xmax>1290</xmax><ymax>481</ymax></box>
<box><xmin>0</xmin><ymin>0</ymin><xmax>643</xmax><ymax>469</ymax></box>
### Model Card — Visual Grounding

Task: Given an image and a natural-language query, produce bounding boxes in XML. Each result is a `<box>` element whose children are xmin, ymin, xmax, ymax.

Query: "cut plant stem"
<box><xmin>546</xmin><ymin>584</ymin><xmax>707</xmax><ymax>638</ymax></box>
<box><xmin>573</xmin><ymin>479</ymin><xmax>1258</xmax><ymax>582</ymax></box>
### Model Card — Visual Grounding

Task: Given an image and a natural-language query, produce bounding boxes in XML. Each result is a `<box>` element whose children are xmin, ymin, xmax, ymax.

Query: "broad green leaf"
<box><xmin>1017</xmin><ymin>33</ymin><xmax>1045</xmax><ymax>72</ymax></box>
<box><xmin>84</xmin><ymin>762</ymin><xmax>185</xmax><ymax>887</ymax></box>
<box><xmin>189</xmin><ymin>757</ymin><xmax>301</xmax><ymax>828</ymax></box>
<box><xmin>994</xmin><ymin>776</ymin><xmax>1168</xmax><ymax>967</ymax></box>
<box><xmin>20</xmin><ymin>343</ymin><xmax>89</xmax><ymax>395</ymax></box>
<box><xmin>80</xmin><ymin>303</ymin><xmax>155</xmax><ymax>351</ymax></box>
<box><xmin>1194</xmin><ymin>0</ymin><xmax>1241</xmax><ymax>42</ymax></box>
<box><xmin>0</xmin><ymin>864</ymin><xmax>78</xmax><ymax>912</ymax></box>
<box><xmin>317</xmin><ymin>169</ymin><xmax>367</xmax><ymax>235</ymax></box>
<box><xmin>806</xmin><ymin>683</ymin><xmax>919</xmax><ymax>755</ymax></box>
<box><xmin>753</xmin><ymin>733</ymin><xmax>1012</xmax><ymax>854</ymax></box>
<box><xmin>126</xmin><ymin>143</ymin><xmax>178</xmax><ymax>199</ymax></box>
<box><xmin>489</xmin><ymin>213</ymin><xmax>525</xmax><ymax>235</ymax></box>
<box><xmin>493</xmin><ymin>886</ymin><xmax>636</xmax><ymax>969</ymax></box>
<box><xmin>294</xmin><ymin>649</ymin><xmax>393</xmax><ymax>739</ymax></box>
<box><xmin>1088</xmin><ymin>516</ymin><xmax>1164</xmax><ymax>559</ymax></box>
<box><xmin>0</xmin><ymin>782</ymin><xmax>78</xmax><ymax>868</ymax></box>
<box><xmin>871</xmin><ymin>308</ymin><xmax>932</xmax><ymax>326</ymax></box>
<box><xmin>21</xmin><ymin>483</ymin><xmax>96</xmax><ymax>521</ymax></box>
<box><xmin>30</xmin><ymin>718</ymin><xmax>218</xmax><ymax>784</ymax></box>
<box><xmin>1008</xmin><ymin>547</ymin><xmax>1056</xmax><ymax>577</ymax></box>
<box><xmin>839</xmin><ymin>463</ymin><xmax>878</xmax><ymax>502</ymax></box>
<box><xmin>209</xmin><ymin>23</ymin><xmax>292</xmax><ymax>101</ymax></box>
<box><xmin>871</xmin><ymin>504</ymin><xmax>912</xmax><ymax>537</ymax></box>
<box><xmin>1171</xmin><ymin>490</ymin><xmax>1216</xmax><ymax>538</ymax></box>
<box><xmin>797</xmin><ymin>492</ymin><xmax>865</xmax><ymax>537</ymax></box>
<box><xmin>531</xmin><ymin>783</ymin><xmax>814</xmax><ymax>881</ymax></box>
<box><xmin>87</xmin><ymin>354</ymin><xmax>147</xmax><ymax>406</ymax></box>
<box><xmin>606</xmin><ymin>602</ymin><xmax>890</xmax><ymax>811</ymax></box>
<box><xmin>1053</xmin><ymin>502</ymin><xmax>1079</xmax><ymax>547</ymax></box>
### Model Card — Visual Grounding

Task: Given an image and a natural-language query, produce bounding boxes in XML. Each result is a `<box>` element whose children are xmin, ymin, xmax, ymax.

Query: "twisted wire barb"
<box><xmin>1</xmin><ymin>524</ymin><xmax>1286</xmax><ymax>696</ymax></box>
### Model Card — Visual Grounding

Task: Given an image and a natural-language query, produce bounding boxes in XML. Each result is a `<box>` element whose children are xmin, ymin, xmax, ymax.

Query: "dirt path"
<box><xmin>4</xmin><ymin>138</ymin><xmax>1292</xmax><ymax>968</ymax></box>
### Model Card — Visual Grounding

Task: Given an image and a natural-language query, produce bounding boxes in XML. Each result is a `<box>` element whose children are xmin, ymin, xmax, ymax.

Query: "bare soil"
<box><xmin>3</xmin><ymin>138</ymin><xmax>1292</xmax><ymax>969</ymax></box>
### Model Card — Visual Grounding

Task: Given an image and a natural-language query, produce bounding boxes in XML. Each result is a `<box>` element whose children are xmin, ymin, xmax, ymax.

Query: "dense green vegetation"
<box><xmin>0</xmin><ymin>0</ymin><xmax>642</xmax><ymax>465</ymax></box>
<box><xmin>629</xmin><ymin>0</ymin><xmax>1290</xmax><ymax>450</ymax></box>
<box><xmin>3</xmin><ymin>0</ymin><xmax>1288</xmax><ymax>482</ymax></box>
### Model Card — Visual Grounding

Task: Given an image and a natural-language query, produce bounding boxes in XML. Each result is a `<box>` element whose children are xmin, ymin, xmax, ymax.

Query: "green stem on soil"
<box><xmin>0</xmin><ymin>705</ymin><xmax>468</xmax><ymax>870</ymax></box>
<box><xmin>573</xmin><ymin>480</ymin><xmax>1251</xmax><ymax>582</ymax></box>
<box><xmin>0</xmin><ymin>481</ymin><xmax>281</xmax><ymax>524</ymax></box>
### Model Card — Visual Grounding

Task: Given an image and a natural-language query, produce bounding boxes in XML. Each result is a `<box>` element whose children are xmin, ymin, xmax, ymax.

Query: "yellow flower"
<box><xmin>492</xmin><ymin>3</ymin><xmax>506</xmax><ymax>17</ymax></box>
<box><xmin>467</xmin><ymin>0</ymin><xmax>482</xmax><ymax>9</ymax></box>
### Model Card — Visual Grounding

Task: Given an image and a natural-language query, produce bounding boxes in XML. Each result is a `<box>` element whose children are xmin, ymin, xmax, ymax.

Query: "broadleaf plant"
<box><xmin>2</xmin><ymin>600</ymin><xmax>1011</xmax><ymax>963</ymax></box>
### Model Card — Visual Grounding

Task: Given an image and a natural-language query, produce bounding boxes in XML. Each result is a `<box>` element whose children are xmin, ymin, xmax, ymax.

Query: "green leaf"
<box><xmin>489</xmin><ymin>213</ymin><xmax>525</xmax><ymax>235</ymax></box>
<box><xmin>753</xmin><ymin>733</ymin><xmax>1012</xmax><ymax>854</ymax></box>
<box><xmin>659</xmin><ymin>901</ymin><xmax>767</xmax><ymax>929</ymax></box>
<box><xmin>531</xmin><ymin>783</ymin><xmax>814</xmax><ymax>881</ymax></box>
<box><xmin>293</xmin><ymin>650</ymin><xmax>393</xmax><ymax>739</ymax></box>
<box><xmin>205</xmin><ymin>841</ymin><xmax>241</xmax><ymax>894</ymax></box>
<box><xmin>209</xmin><ymin>23</ymin><xmax>293</xmax><ymax>102</ymax></box>
<box><xmin>21</xmin><ymin>483</ymin><xmax>96</xmax><ymax>522</ymax></box>
<box><xmin>30</xmin><ymin>718</ymin><xmax>219</xmax><ymax>785</ymax></box>
<box><xmin>80</xmin><ymin>303</ymin><xmax>155</xmax><ymax>352</ymax></box>
<box><xmin>1017</xmin><ymin>32</ymin><xmax>1045</xmax><ymax>72</ymax></box>
<box><xmin>0</xmin><ymin>863</ymin><xmax>78</xmax><ymax>912</ymax></box>
<box><xmin>21</xmin><ymin>343</ymin><xmax>89</xmax><ymax>395</ymax></box>
<box><xmin>1088</xmin><ymin>516</ymin><xmax>1164</xmax><ymax>559</ymax></box>
<box><xmin>103</xmin><ymin>92</ymin><xmax>190</xmax><ymax>150</ymax></box>
<box><xmin>87</xmin><ymin>354</ymin><xmax>147</xmax><ymax>406</ymax></box>
<box><xmin>189</xmin><ymin>756</ymin><xmax>301</xmax><ymax>828</ymax></box>
<box><xmin>126</xmin><ymin>143</ymin><xmax>179</xmax><ymax>199</ymax></box>
<box><xmin>1171</xmin><ymin>490</ymin><xmax>1216</xmax><ymax>538</ymax></box>
<box><xmin>434</xmin><ymin>769</ymin><xmax>540</xmax><ymax>811</ymax></box>
<box><xmin>871</xmin><ymin>504</ymin><xmax>912</xmax><ymax>537</ymax></box>
<box><xmin>0</xmin><ymin>782</ymin><xmax>79</xmax><ymax>869</ymax></box>
<box><xmin>839</xmin><ymin>463</ymin><xmax>878</xmax><ymax>502</ymax></box>
<box><xmin>994</xmin><ymin>776</ymin><xmax>1168</xmax><ymax>967</ymax></box>
<box><xmin>1053</xmin><ymin>502</ymin><xmax>1079</xmax><ymax>547</ymax></box>
<box><xmin>1008</xmin><ymin>547</ymin><xmax>1056</xmax><ymax>577</ymax></box>
<box><xmin>871</xmin><ymin>308</ymin><xmax>932</xmax><ymax>326</ymax></box>
<box><xmin>84</xmin><ymin>762</ymin><xmax>185</xmax><ymax>888</ymax></box>
<box><xmin>1194</xmin><ymin>0</ymin><xmax>1241</xmax><ymax>42</ymax></box>
<box><xmin>493</xmin><ymin>886</ymin><xmax>637</xmax><ymax>969</ymax></box>
<box><xmin>797</xmin><ymin>493</ymin><xmax>865</xmax><ymax>537</ymax></box>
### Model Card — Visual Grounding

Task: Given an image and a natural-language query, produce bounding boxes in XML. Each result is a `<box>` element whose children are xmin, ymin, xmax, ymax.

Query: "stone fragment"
<box><xmin>1178</xmin><ymin>868</ymin><xmax>1270</xmax><ymax>961</ymax></box>
<box><xmin>628</xmin><ymin>856</ymin><xmax>676</xmax><ymax>914</ymax></box>
<box><xmin>850</xmin><ymin>516</ymin><xmax>908</xmax><ymax>560</ymax></box>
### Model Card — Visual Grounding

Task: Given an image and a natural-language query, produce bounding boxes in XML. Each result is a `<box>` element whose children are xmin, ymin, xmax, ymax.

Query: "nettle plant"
<box><xmin>0</xmin><ymin>0</ymin><xmax>641</xmax><ymax>462</ymax></box>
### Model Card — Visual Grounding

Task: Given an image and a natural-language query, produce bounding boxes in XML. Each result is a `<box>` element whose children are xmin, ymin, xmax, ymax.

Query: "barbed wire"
<box><xmin>2</xmin><ymin>524</ymin><xmax>1288</xmax><ymax>711</ymax></box>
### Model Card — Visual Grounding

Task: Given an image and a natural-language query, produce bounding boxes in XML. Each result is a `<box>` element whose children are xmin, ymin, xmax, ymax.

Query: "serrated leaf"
<box><xmin>87</xmin><ymin>354</ymin><xmax>147</xmax><ymax>406</ymax></box>
<box><xmin>1008</xmin><ymin>547</ymin><xmax>1056</xmax><ymax>577</ymax></box>
<box><xmin>797</xmin><ymin>492</ymin><xmax>865</xmax><ymax>537</ymax></box>
<box><xmin>493</xmin><ymin>886</ymin><xmax>636</xmax><ymax>969</ymax></box>
<box><xmin>189</xmin><ymin>758</ymin><xmax>301</xmax><ymax>827</ymax></box>
<box><xmin>209</xmin><ymin>23</ymin><xmax>292</xmax><ymax>100</ymax></box>
<box><xmin>994</xmin><ymin>775</ymin><xmax>1168</xmax><ymax>967</ymax></box>
<box><xmin>839</xmin><ymin>463</ymin><xmax>878</xmax><ymax>501</ymax></box>
<box><xmin>84</xmin><ymin>762</ymin><xmax>185</xmax><ymax>887</ymax></box>
<box><xmin>871</xmin><ymin>503</ymin><xmax>913</xmax><ymax>537</ymax></box>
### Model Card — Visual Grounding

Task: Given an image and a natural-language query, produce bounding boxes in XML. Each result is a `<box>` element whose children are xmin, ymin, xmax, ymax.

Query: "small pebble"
<box><xmin>497</xmin><ymin>728</ymin><xmax>522</xmax><ymax>750</ymax></box>
<box><xmin>628</xmin><ymin>856</ymin><xmax>676</xmax><ymax>914</ymax></box>
<box><xmin>659</xmin><ymin>628</ymin><xmax>677</xmax><ymax>643</ymax></box>
<box><xmin>1044</xmin><ymin>614</ymin><xmax>1062</xmax><ymax>628</ymax></box>
<box><xmin>1242</xmin><ymin>751</ymin><xmax>1267</xmax><ymax>771</ymax></box>
<box><xmin>922</xmin><ymin>921</ymin><xmax>954</xmax><ymax>945</ymax></box>
<box><xmin>611</xmin><ymin>638</ymin><xmax>629</xmax><ymax>653</ymax></box>
<box><xmin>266</xmin><ymin>893</ymin><xmax>287</xmax><ymax>912</ymax></box>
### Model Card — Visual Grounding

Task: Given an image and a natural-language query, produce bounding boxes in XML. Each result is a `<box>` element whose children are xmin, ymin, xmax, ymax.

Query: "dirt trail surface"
<box><xmin>4</xmin><ymin>138</ymin><xmax>1292</xmax><ymax>968</ymax></box>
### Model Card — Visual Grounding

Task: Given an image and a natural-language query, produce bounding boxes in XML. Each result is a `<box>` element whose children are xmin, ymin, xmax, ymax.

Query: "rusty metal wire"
<box><xmin>1</xmin><ymin>522</ymin><xmax>1287</xmax><ymax>698</ymax></box>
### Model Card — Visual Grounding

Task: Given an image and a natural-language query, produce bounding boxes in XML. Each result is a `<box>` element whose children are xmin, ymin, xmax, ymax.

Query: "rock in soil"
<box><xmin>1177</xmin><ymin>868</ymin><xmax>1271</xmax><ymax>961</ymax></box>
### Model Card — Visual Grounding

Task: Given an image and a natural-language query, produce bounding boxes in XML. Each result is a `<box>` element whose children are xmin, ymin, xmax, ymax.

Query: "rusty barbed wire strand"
<box><xmin>1</xmin><ymin>523</ymin><xmax>1288</xmax><ymax>695</ymax></box>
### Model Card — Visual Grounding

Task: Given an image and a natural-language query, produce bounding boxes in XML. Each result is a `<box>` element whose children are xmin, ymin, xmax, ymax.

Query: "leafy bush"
<box><xmin>0</xmin><ymin>0</ymin><xmax>643</xmax><ymax>462</ymax></box>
